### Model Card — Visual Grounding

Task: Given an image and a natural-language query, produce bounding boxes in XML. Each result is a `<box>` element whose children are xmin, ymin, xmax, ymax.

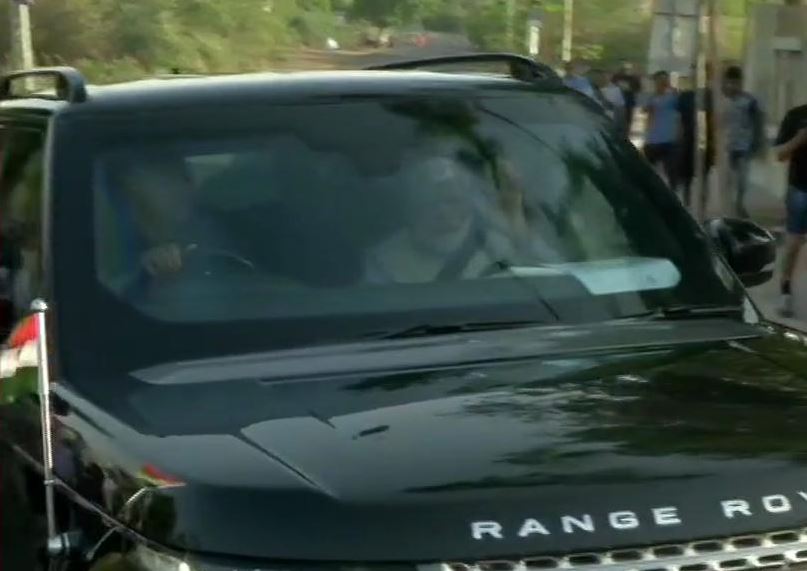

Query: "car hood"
<box><xmin>60</xmin><ymin>321</ymin><xmax>807</xmax><ymax>561</ymax></box>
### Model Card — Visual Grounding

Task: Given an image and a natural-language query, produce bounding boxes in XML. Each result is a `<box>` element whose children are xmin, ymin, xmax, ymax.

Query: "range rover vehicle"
<box><xmin>0</xmin><ymin>56</ymin><xmax>801</xmax><ymax>571</ymax></box>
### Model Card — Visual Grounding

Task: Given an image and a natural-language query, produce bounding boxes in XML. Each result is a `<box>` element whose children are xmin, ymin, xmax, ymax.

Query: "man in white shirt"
<box><xmin>590</xmin><ymin>68</ymin><xmax>627</xmax><ymax>134</ymax></box>
<box><xmin>365</xmin><ymin>158</ymin><xmax>511</xmax><ymax>284</ymax></box>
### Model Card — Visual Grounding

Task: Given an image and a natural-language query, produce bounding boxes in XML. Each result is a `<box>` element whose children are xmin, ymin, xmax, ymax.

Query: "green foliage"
<box><xmin>1</xmin><ymin>0</ymin><xmax>357</xmax><ymax>81</ymax></box>
<box><xmin>421</xmin><ymin>0</ymin><xmax>466</xmax><ymax>33</ymax></box>
<box><xmin>0</xmin><ymin>0</ymin><xmax>760</xmax><ymax>83</ymax></box>
<box><xmin>349</xmin><ymin>0</ymin><xmax>419</xmax><ymax>27</ymax></box>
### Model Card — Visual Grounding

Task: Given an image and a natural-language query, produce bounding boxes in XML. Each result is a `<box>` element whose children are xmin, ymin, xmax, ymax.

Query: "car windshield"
<box><xmin>54</xmin><ymin>89</ymin><xmax>740</xmax><ymax>374</ymax></box>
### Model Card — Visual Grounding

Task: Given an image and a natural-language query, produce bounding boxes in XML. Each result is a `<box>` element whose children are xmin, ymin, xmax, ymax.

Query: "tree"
<box><xmin>348</xmin><ymin>0</ymin><xmax>424</xmax><ymax>27</ymax></box>
<box><xmin>465</xmin><ymin>0</ymin><xmax>651</xmax><ymax>66</ymax></box>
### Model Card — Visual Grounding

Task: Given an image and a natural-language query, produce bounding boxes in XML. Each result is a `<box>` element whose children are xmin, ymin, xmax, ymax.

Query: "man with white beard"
<box><xmin>365</xmin><ymin>157</ymin><xmax>511</xmax><ymax>284</ymax></box>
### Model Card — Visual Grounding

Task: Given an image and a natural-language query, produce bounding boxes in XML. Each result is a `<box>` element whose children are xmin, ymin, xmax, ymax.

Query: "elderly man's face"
<box><xmin>405</xmin><ymin>165</ymin><xmax>473</xmax><ymax>254</ymax></box>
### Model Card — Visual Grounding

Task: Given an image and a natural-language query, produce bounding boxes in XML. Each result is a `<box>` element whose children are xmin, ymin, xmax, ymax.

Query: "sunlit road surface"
<box><xmin>748</xmin><ymin>242</ymin><xmax>807</xmax><ymax>331</ymax></box>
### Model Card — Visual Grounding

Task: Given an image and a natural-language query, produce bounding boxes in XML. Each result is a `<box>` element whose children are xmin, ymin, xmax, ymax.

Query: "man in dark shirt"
<box><xmin>613</xmin><ymin>61</ymin><xmax>641</xmax><ymax>134</ymax></box>
<box><xmin>677</xmin><ymin>86</ymin><xmax>714</xmax><ymax>210</ymax></box>
<box><xmin>774</xmin><ymin>104</ymin><xmax>807</xmax><ymax>316</ymax></box>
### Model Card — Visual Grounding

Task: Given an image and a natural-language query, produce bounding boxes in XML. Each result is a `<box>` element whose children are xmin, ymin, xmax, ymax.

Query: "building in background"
<box><xmin>647</xmin><ymin>0</ymin><xmax>700</xmax><ymax>83</ymax></box>
<box><xmin>745</xmin><ymin>2</ymin><xmax>807</xmax><ymax>130</ymax></box>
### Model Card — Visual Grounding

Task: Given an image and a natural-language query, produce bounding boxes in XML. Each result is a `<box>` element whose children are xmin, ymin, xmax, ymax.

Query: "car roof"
<box><xmin>0</xmin><ymin>70</ymin><xmax>563</xmax><ymax>117</ymax></box>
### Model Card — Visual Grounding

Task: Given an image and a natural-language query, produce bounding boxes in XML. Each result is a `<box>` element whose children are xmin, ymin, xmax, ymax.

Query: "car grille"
<box><xmin>437</xmin><ymin>528</ymin><xmax>807</xmax><ymax>571</ymax></box>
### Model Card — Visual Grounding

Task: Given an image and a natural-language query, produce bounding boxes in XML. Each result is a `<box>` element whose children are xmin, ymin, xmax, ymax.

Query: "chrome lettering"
<box><xmin>561</xmin><ymin>514</ymin><xmax>594</xmax><ymax>534</ymax></box>
<box><xmin>518</xmin><ymin>519</ymin><xmax>551</xmax><ymax>538</ymax></box>
<box><xmin>470</xmin><ymin>491</ymin><xmax>807</xmax><ymax>540</ymax></box>
<box><xmin>722</xmin><ymin>500</ymin><xmax>752</xmax><ymax>518</ymax></box>
<box><xmin>763</xmin><ymin>495</ymin><xmax>792</xmax><ymax>513</ymax></box>
<box><xmin>609</xmin><ymin>511</ymin><xmax>639</xmax><ymax>530</ymax></box>
<box><xmin>472</xmin><ymin>521</ymin><xmax>503</xmax><ymax>540</ymax></box>
<box><xmin>653</xmin><ymin>507</ymin><xmax>681</xmax><ymax>526</ymax></box>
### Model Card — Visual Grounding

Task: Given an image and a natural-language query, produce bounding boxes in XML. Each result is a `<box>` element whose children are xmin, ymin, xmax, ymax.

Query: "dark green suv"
<box><xmin>2</xmin><ymin>56</ymin><xmax>800</xmax><ymax>571</ymax></box>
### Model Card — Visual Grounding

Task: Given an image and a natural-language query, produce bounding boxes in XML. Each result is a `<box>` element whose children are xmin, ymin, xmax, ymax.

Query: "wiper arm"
<box><xmin>636</xmin><ymin>304</ymin><xmax>743</xmax><ymax>321</ymax></box>
<box><xmin>372</xmin><ymin>319</ymin><xmax>549</xmax><ymax>340</ymax></box>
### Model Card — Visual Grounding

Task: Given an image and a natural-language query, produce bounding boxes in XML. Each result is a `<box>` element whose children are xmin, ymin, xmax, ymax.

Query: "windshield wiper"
<box><xmin>633</xmin><ymin>304</ymin><xmax>743</xmax><ymax>321</ymax></box>
<box><xmin>371</xmin><ymin>319</ymin><xmax>549</xmax><ymax>340</ymax></box>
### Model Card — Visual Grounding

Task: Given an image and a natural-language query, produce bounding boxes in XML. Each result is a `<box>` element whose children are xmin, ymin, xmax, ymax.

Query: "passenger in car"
<box><xmin>111</xmin><ymin>154</ymin><xmax>240</xmax><ymax>285</ymax></box>
<box><xmin>119</xmin><ymin>157</ymin><xmax>200</xmax><ymax>277</ymax></box>
<box><xmin>364</xmin><ymin>157</ymin><xmax>514</xmax><ymax>283</ymax></box>
<box><xmin>3</xmin><ymin>149</ymin><xmax>43</xmax><ymax>321</ymax></box>
<box><xmin>490</xmin><ymin>159</ymin><xmax>567</xmax><ymax>263</ymax></box>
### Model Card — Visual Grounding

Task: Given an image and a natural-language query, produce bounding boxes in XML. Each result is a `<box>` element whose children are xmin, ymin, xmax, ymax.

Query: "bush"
<box><xmin>74</xmin><ymin>57</ymin><xmax>151</xmax><ymax>84</ymax></box>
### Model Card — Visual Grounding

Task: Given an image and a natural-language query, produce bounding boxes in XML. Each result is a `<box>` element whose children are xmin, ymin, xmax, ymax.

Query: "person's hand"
<box><xmin>496</xmin><ymin>161</ymin><xmax>530</xmax><ymax>238</ymax></box>
<box><xmin>499</xmin><ymin>170</ymin><xmax>524</xmax><ymax>216</ymax></box>
<box><xmin>141</xmin><ymin>244</ymin><xmax>183</xmax><ymax>277</ymax></box>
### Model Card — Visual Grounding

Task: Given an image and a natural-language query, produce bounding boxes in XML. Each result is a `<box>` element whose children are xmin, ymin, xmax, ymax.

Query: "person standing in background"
<box><xmin>590</xmin><ymin>69</ymin><xmax>627</xmax><ymax>135</ymax></box>
<box><xmin>613</xmin><ymin>61</ymin><xmax>642</xmax><ymax>135</ymax></box>
<box><xmin>563</xmin><ymin>60</ymin><xmax>597</xmax><ymax>101</ymax></box>
<box><xmin>721</xmin><ymin>65</ymin><xmax>765</xmax><ymax>218</ymax></box>
<box><xmin>643</xmin><ymin>70</ymin><xmax>681</xmax><ymax>190</ymax></box>
<box><xmin>774</xmin><ymin>103</ymin><xmax>807</xmax><ymax>317</ymax></box>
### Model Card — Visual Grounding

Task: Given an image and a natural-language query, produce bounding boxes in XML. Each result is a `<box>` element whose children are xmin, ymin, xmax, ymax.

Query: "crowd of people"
<box><xmin>563</xmin><ymin>60</ymin><xmax>766</xmax><ymax>218</ymax></box>
<box><xmin>563</xmin><ymin>60</ymin><xmax>807</xmax><ymax>317</ymax></box>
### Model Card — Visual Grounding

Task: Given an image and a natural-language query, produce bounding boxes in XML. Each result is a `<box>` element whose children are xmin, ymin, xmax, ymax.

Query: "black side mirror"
<box><xmin>704</xmin><ymin>217</ymin><xmax>777</xmax><ymax>287</ymax></box>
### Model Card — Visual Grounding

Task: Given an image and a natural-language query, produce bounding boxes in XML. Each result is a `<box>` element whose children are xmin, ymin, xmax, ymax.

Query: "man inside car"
<box><xmin>104</xmin><ymin>153</ymin><xmax>252</xmax><ymax>297</ymax></box>
<box><xmin>364</xmin><ymin>157</ymin><xmax>513</xmax><ymax>284</ymax></box>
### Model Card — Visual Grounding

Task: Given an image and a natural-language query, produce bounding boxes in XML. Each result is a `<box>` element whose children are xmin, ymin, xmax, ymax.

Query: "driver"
<box><xmin>365</xmin><ymin>157</ymin><xmax>512</xmax><ymax>283</ymax></box>
<box><xmin>115</xmin><ymin>153</ymin><xmax>235</xmax><ymax>281</ymax></box>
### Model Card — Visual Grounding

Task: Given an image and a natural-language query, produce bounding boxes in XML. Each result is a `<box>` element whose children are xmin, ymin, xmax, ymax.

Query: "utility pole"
<box><xmin>669</xmin><ymin>0</ymin><xmax>678</xmax><ymax>81</ymax></box>
<box><xmin>562</xmin><ymin>0</ymin><xmax>574</xmax><ymax>62</ymax></box>
<box><xmin>740</xmin><ymin>0</ymin><xmax>752</xmax><ymax>66</ymax></box>
<box><xmin>527</xmin><ymin>6</ymin><xmax>543</xmax><ymax>57</ymax></box>
<box><xmin>708</xmin><ymin>0</ymin><xmax>727</xmax><ymax>215</ymax></box>
<box><xmin>505</xmin><ymin>0</ymin><xmax>516</xmax><ymax>51</ymax></box>
<box><xmin>9</xmin><ymin>0</ymin><xmax>35</xmax><ymax>71</ymax></box>
<box><xmin>693</xmin><ymin>0</ymin><xmax>707</xmax><ymax>219</ymax></box>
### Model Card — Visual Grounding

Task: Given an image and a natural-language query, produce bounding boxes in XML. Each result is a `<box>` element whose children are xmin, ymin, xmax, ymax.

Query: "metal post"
<box><xmin>527</xmin><ymin>19</ymin><xmax>542</xmax><ymax>57</ymax></box>
<box><xmin>708</xmin><ymin>0</ymin><xmax>728</xmax><ymax>215</ymax></box>
<box><xmin>670</xmin><ymin>0</ymin><xmax>678</xmax><ymax>79</ymax></box>
<box><xmin>740</xmin><ymin>0</ymin><xmax>752</xmax><ymax>68</ymax></box>
<box><xmin>9</xmin><ymin>0</ymin><xmax>35</xmax><ymax>71</ymax></box>
<box><xmin>693</xmin><ymin>0</ymin><xmax>708</xmax><ymax>220</ymax></box>
<box><xmin>526</xmin><ymin>5</ymin><xmax>543</xmax><ymax>57</ymax></box>
<box><xmin>562</xmin><ymin>0</ymin><xmax>574</xmax><ymax>62</ymax></box>
<box><xmin>505</xmin><ymin>0</ymin><xmax>516</xmax><ymax>51</ymax></box>
<box><xmin>32</xmin><ymin>299</ymin><xmax>58</xmax><ymax>543</ymax></box>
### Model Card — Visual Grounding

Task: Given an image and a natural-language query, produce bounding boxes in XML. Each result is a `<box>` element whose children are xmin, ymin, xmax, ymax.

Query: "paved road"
<box><xmin>628</xmin><ymin>123</ymin><xmax>800</xmax><ymax>327</ymax></box>
<box><xmin>275</xmin><ymin>33</ymin><xmax>478</xmax><ymax>71</ymax></box>
<box><xmin>748</xmin><ymin>242</ymin><xmax>807</xmax><ymax>331</ymax></box>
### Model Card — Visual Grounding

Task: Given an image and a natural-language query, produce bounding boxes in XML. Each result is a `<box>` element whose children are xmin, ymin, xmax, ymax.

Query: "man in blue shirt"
<box><xmin>722</xmin><ymin>66</ymin><xmax>764</xmax><ymax>218</ymax></box>
<box><xmin>643</xmin><ymin>70</ymin><xmax>680</xmax><ymax>190</ymax></box>
<box><xmin>103</xmin><ymin>153</ymin><xmax>246</xmax><ymax>299</ymax></box>
<box><xmin>563</xmin><ymin>60</ymin><xmax>597</xmax><ymax>101</ymax></box>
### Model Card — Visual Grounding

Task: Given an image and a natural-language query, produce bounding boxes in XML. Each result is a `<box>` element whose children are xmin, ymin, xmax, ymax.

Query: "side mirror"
<box><xmin>704</xmin><ymin>218</ymin><xmax>777</xmax><ymax>288</ymax></box>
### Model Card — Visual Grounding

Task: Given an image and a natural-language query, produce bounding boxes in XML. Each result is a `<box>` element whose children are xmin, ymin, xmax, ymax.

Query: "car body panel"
<box><xmin>19</xmin><ymin>321</ymin><xmax>807</xmax><ymax>562</ymax></box>
<box><xmin>0</xmin><ymin>67</ymin><xmax>791</xmax><ymax>568</ymax></box>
